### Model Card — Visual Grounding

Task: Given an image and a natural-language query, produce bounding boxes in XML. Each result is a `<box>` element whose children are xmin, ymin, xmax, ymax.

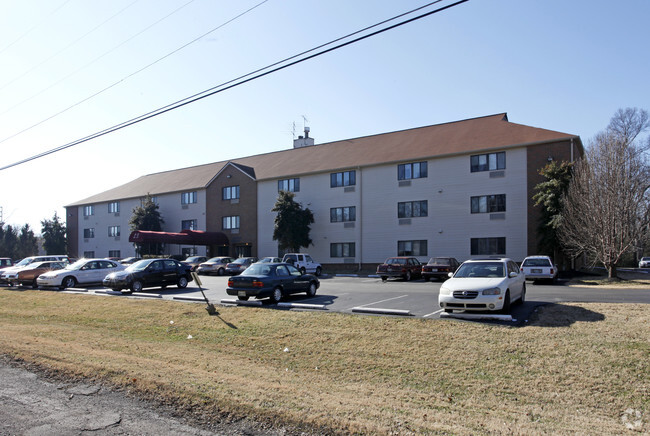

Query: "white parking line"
<box><xmin>423</xmin><ymin>309</ymin><xmax>444</xmax><ymax>318</ymax></box>
<box><xmin>350</xmin><ymin>294</ymin><xmax>408</xmax><ymax>310</ymax></box>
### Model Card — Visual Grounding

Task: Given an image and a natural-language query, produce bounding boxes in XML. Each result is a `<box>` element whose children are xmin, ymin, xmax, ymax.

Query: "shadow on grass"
<box><xmin>528</xmin><ymin>303</ymin><xmax>605</xmax><ymax>327</ymax></box>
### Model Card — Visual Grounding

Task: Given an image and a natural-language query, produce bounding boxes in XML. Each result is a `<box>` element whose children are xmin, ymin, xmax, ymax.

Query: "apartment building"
<box><xmin>65</xmin><ymin>113</ymin><xmax>583</xmax><ymax>268</ymax></box>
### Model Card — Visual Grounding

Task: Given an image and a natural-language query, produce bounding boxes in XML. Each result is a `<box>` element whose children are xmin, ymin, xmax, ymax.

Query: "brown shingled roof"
<box><xmin>67</xmin><ymin>113</ymin><xmax>581</xmax><ymax>206</ymax></box>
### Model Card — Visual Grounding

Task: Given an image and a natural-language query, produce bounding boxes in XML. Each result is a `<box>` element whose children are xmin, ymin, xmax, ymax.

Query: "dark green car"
<box><xmin>226</xmin><ymin>262</ymin><xmax>320</xmax><ymax>303</ymax></box>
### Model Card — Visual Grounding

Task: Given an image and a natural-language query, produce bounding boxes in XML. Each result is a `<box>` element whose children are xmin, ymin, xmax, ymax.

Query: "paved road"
<box><xmin>50</xmin><ymin>274</ymin><xmax>650</xmax><ymax>325</ymax></box>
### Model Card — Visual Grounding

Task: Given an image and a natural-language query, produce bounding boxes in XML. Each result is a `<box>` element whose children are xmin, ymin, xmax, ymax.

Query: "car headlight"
<box><xmin>439</xmin><ymin>287</ymin><xmax>451</xmax><ymax>295</ymax></box>
<box><xmin>482</xmin><ymin>287</ymin><xmax>502</xmax><ymax>295</ymax></box>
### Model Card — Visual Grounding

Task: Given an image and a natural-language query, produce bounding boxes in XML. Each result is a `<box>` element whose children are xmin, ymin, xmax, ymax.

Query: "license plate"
<box><xmin>238</xmin><ymin>291</ymin><xmax>247</xmax><ymax>297</ymax></box>
<box><xmin>430</xmin><ymin>268</ymin><xmax>438</xmax><ymax>272</ymax></box>
<box><xmin>532</xmin><ymin>269</ymin><xmax>542</xmax><ymax>273</ymax></box>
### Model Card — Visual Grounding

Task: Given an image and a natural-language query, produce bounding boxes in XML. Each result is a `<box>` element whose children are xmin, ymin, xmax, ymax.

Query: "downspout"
<box><xmin>570</xmin><ymin>137</ymin><xmax>574</xmax><ymax>162</ymax></box>
<box><xmin>358</xmin><ymin>166</ymin><xmax>362</xmax><ymax>272</ymax></box>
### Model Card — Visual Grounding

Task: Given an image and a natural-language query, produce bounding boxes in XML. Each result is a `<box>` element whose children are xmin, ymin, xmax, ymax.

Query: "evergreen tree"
<box><xmin>129</xmin><ymin>194</ymin><xmax>165</xmax><ymax>256</ymax></box>
<box><xmin>272</xmin><ymin>191</ymin><xmax>314</xmax><ymax>253</ymax></box>
<box><xmin>41</xmin><ymin>212</ymin><xmax>67</xmax><ymax>254</ymax></box>
<box><xmin>16</xmin><ymin>224</ymin><xmax>38</xmax><ymax>259</ymax></box>
<box><xmin>533</xmin><ymin>161</ymin><xmax>573</xmax><ymax>261</ymax></box>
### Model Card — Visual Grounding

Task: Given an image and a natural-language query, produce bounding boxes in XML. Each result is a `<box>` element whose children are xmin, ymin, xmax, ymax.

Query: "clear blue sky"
<box><xmin>1</xmin><ymin>0</ymin><xmax>648</xmax><ymax>233</ymax></box>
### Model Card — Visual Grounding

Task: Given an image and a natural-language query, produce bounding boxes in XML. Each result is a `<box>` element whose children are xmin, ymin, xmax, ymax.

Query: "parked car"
<box><xmin>421</xmin><ymin>257</ymin><xmax>460</xmax><ymax>281</ymax></box>
<box><xmin>196</xmin><ymin>257</ymin><xmax>234</xmax><ymax>275</ymax></box>
<box><xmin>281</xmin><ymin>253</ymin><xmax>322</xmax><ymax>276</ymax></box>
<box><xmin>0</xmin><ymin>255</ymin><xmax>69</xmax><ymax>284</ymax></box>
<box><xmin>182</xmin><ymin>256</ymin><xmax>208</xmax><ymax>271</ymax></box>
<box><xmin>4</xmin><ymin>261</ymin><xmax>66</xmax><ymax>288</ymax></box>
<box><xmin>376</xmin><ymin>256</ymin><xmax>422</xmax><ymax>281</ymax></box>
<box><xmin>520</xmin><ymin>255</ymin><xmax>558</xmax><ymax>283</ymax></box>
<box><xmin>0</xmin><ymin>258</ymin><xmax>13</xmax><ymax>270</ymax></box>
<box><xmin>226</xmin><ymin>262</ymin><xmax>320</xmax><ymax>303</ymax></box>
<box><xmin>438</xmin><ymin>258</ymin><xmax>526</xmax><ymax>314</ymax></box>
<box><xmin>256</xmin><ymin>257</ymin><xmax>282</xmax><ymax>263</ymax></box>
<box><xmin>37</xmin><ymin>258</ymin><xmax>124</xmax><ymax>289</ymax></box>
<box><xmin>639</xmin><ymin>257</ymin><xmax>650</xmax><ymax>268</ymax></box>
<box><xmin>103</xmin><ymin>258</ymin><xmax>193</xmax><ymax>293</ymax></box>
<box><xmin>119</xmin><ymin>257</ymin><xmax>142</xmax><ymax>265</ymax></box>
<box><xmin>225</xmin><ymin>257</ymin><xmax>258</xmax><ymax>275</ymax></box>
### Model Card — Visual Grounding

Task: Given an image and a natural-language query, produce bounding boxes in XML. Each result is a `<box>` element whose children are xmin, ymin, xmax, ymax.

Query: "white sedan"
<box><xmin>37</xmin><ymin>258</ymin><xmax>125</xmax><ymax>289</ymax></box>
<box><xmin>438</xmin><ymin>258</ymin><xmax>526</xmax><ymax>313</ymax></box>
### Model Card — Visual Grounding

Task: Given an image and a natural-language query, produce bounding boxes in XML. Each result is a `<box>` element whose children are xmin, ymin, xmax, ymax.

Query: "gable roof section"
<box><xmin>67</xmin><ymin>113</ymin><xmax>581</xmax><ymax>206</ymax></box>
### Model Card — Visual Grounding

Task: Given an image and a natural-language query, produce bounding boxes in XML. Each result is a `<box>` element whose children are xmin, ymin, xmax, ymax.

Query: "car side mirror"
<box><xmin>448</xmin><ymin>272</ymin><xmax>453</xmax><ymax>278</ymax></box>
<box><xmin>509</xmin><ymin>271</ymin><xmax>518</xmax><ymax>278</ymax></box>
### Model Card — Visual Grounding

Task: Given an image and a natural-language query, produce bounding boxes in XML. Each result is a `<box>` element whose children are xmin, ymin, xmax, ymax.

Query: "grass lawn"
<box><xmin>0</xmin><ymin>289</ymin><xmax>648</xmax><ymax>435</ymax></box>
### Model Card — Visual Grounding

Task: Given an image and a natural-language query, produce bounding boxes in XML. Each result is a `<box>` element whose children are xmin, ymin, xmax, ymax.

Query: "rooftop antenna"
<box><xmin>291</xmin><ymin>121</ymin><xmax>297</xmax><ymax>139</ymax></box>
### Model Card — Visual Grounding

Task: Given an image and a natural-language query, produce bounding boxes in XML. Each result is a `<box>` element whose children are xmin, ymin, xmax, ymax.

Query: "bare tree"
<box><xmin>559</xmin><ymin>108</ymin><xmax>650</xmax><ymax>278</ymax></box>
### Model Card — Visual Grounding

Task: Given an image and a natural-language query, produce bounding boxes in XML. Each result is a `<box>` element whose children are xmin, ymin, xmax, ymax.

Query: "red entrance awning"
<box><xmin>129</xmin><ymin>229</ymin><xmax>229</xmax><ymax>246</ymax></box>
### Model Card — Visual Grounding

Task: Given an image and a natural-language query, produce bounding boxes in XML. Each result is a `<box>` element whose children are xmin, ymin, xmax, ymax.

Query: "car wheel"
<box><xmin>381</xmin><ymin>276</ymin><xmax>388</xmax><ymax>282</ymax></box>
<box><xmin>404</xmin><ymin>270</ymin><xmax>412</xmax><ymax>281</ymax></box>
<box><xmin>500</xmin><ymin>290</ymin><xmax>511</xmax><ymax>313</ymax></box>
<box><xmin>270</xmin><ymin>287</ymin><xmax>282</xmax><ymax>304</ymax></box>
<box><xmin>306</xmin><ymin>282</ymin><xmax>317</xmax><ymax>297</ymax></box>
<box><xmin>315</xmin><ymin>266</ymin><xmax>322</xmax><ymax>277</ymax></box>
<box><xmin>32</xmin><ymin>279</ymin><xmax>38</xmax><ymax>289</ymax></box>
<box><xmin>519</xmin><ymin>284</ymin><xmax>526</xmax><ymax>304</ymax></box>
<box><xmin>238</xmin><ymin>295</ymin><xmax>249</xmax><ymax>301</ymax></box>
<box><xmin>177</xmin><ymin>276</ymin><xmax>188</xmax><ymax>289</ymax></box>
<box><xmin>60</xmin><ymin>276</ymin><xmax>76</xmax><ymax>289</ymax></box>
<box><xmin>300</xmin><ymin>267</ymin><xmax>306</xmax><ymax>275</ymax></box>
<box><xmin>131</xmin><ymin>280</ymin><xmax>143</xmax><ymax>293</ymax></box>
<box><xmin>217</xmin><ymin>268</ymin><xmax>224</xmax><ymax>276</ymax></box>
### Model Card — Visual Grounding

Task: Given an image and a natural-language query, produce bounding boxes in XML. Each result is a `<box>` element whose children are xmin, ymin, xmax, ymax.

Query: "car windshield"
<box><xmin>241</xmin><ymin>264</ymin><xmax>272</xmax><ymax>276</ymax></box>
<box><xmin>454</xmin><ymin>262</ymin><xmax>505</xmax><ymax>278</ymax></box>
<box><xmin>14</xmin><ymin>258</ymin><xmax>34</xmax><ymax>267</ymax></box>
<box><xmin>232</xmin><ymin>258</ymin><xmax>250</xmax><ymax>265</ymax></box>
<box><xmin>522</xmin><ymin>258</ymin><xmax>551</xmax><ymax>267</ymax></box>
<box><xmin>206</xmin><ymin>257</ymin><xmax>224</xmax><ymax>263</ymax></box>
<box><xmin>186</xmin><ymin>257</ymin><xmax>202</xmax><ymax>262</ymax></box>
<box><xmin>66</xmin><ymin>259</ymin><xmax>90</xmax><ymax>270</ymax></box>
<box><xmin>642</xmin><ymin>258</ymin><xmax>650</xmax><ymax>261</ymax></box>
<box><xmin>385</xmin><ymin>258</ymin><xmax>406</xmax><ymax>265</ymax></box>
<box><xmin>126</xmin><ymin>260</ymin><xmax>154</xmax><ymax>272</ymax></box>
<box><xmin>429</xmin><ymin>258</ymin><xmax>452</xmax><ymax>265</ymax></box>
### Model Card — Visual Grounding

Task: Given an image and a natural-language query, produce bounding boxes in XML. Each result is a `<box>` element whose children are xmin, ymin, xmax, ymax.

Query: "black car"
<box><xmin>103</xmin><ymin>258</ymin><xmax>193</xmax><ymax>293</ymax></box>
<box><xmin>226</xmin><ymin>262</ymin><xmax>319</xmax><ymax>303</ymax></box>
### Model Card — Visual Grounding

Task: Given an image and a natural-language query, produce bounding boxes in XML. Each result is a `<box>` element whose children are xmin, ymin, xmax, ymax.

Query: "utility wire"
<box><xmin>0</xmin><ymin>0</ymin><xmax>199</xmax><ymax>117</ymax></box>
<box><xmin>0</xmin><ymin>0</ymin><xmax>270</xmax><ymax>145</ymax></box>
<box><xmin>0</xmin><ymin>0</ymin><xmax>142</xmax><ymax>92</ymax></box>
<box><xmin>0</xmin><ymin>0</ymin><xmax>469</xmax><ymax>172</ymax></box>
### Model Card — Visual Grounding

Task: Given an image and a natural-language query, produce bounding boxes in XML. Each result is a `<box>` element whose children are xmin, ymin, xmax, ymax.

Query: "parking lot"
<box><xmin>40</xmin><ymin>273</ymin><xmax>650</xmax><ymax>325</ymax></box>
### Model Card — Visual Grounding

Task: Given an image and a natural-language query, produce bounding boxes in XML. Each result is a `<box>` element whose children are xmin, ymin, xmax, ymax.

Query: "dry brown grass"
<box><xmin>0</xmin><ymin>289</ymin><xmax>648</xmax><ymax>435</ymax></box>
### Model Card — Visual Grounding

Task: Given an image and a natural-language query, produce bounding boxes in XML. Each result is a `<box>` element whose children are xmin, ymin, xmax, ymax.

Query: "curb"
<box><xmin>352</xmin><ymin>307</ymin><xmax>411</xmax><ymax>316</ymax></box>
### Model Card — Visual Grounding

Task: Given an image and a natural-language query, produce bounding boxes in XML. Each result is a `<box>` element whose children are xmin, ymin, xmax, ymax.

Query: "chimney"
<box><xmin>293</xmin><ymin>126</ymin><xmax>315</xmax><ymax>148</ymax></box>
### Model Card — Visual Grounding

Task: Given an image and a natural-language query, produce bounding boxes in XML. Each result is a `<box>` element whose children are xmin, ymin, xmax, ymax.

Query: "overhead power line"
<box><xmin>0</xmin><ymin>0</ymin><xmax>469</xmax><ymax>172</ymax></box>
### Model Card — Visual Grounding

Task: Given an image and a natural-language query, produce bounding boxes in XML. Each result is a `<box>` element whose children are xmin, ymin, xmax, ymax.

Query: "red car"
<box><xmin>376</xmin><ymin>257</ymin><xmax>422</xmax><ymax>281</ymax></box>
<box><xmin>421</xmin><ymin>257</ymin><xmax>460</xmax><ymax>281</ymax></box>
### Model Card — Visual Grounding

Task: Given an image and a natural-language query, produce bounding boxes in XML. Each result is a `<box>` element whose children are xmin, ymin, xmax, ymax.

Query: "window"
<box><xmin>108</xmin><ymin>226</ymin><xmax>120</xmax><ymax>237</ymax></box>
<box><xmin>331</xmin><ymin>243</ymin><xmax>355</xmax><ymax>258</ymax></box>
<box><xmin>108</xmin><ymin>250</ymin><xmax>121</xmax><ymax>258</ymax></box>
<box><xmin>330</xmin><ymin>206</ymin><xmax>356</xmax><ymax>222</ymax></box>
<box><xmin>83</xmin><ymin>251</ymin><xmax>95</xmax><ymax>258</ymax></box>
<box><xmin>330</xmin><ymin>170</ymin><xmax>356</xmax><ymax>187</ymax></box>
<box><xmin>398</xmin><ymin>240</ymin><xmax>427</xmax><ymax>256</ymax></box>
<box><xmin>182</xmin><ymin>247</ymin><xmax>197</xmax><ymax>257</ymax></box>
<box><xmin>222</xmin><ymin>216</ymin><xmax>240</xmax><ymax>230</ymax></box>
<box><xmin>470</xmin><ymin>152</ymin><xmax>506</xmax><ymax>172</ymax></box>
<box><xmin>83</xmin><ymin>205</ymin><xmax>94</xmax><ymax>216</ymax></box>
<box><xmin>181</xmin><ymin>191</ymin><xmax>197</xmax><ymax>205</ymax></box>
<box><xmin>222</xmin><ymin>185</ymin><xmax>240</xmax><ymax>200</ymax></box>
<box><xmin>398</xmin><ymin>201</ymin><xmax>428</xmax><ymax>218</ymax></box>
<box><xmin>83</xmin><ymin>228</ymin><xmax>95</xmax><ymax>238</ymax></box>
<box><xmin>471</xmin><ymin>194</ymin><xmax>506</xmax><ymax>213</ymax></box>
<box><xmin>278</xmin><ymin>178</ymin><xmax>300</xmax><ymax>192</ymax></box>
<box><xmin>108</xmin><ymin>201</ymin><xmax>120</xmax><ymax>213</ymax></box>
<box><xmin>398</xmin><ymin>162</ymin><xmax>428</xmax><ymax>180</ymax></box>
<box><xmin>471</xmin><ymin>237</ymin><xmax>506</xmax><ymax>255</ymax></box>
<box><xmin>182</xmin><ymin>219</ymin><xmax>198</xmax><ymax>230</ymax></box>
